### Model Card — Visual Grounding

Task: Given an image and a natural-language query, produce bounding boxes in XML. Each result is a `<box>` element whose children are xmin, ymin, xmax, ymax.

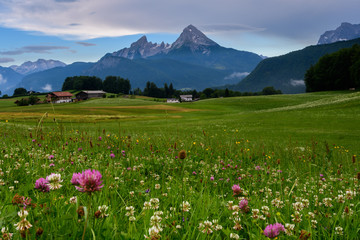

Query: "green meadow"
<box><xmin>0</xmin><ymin>91</ymin><xmax>359</xmax><ymax>239</ymax></box>
<box><xmin>1</xmin><ymin>91</ymin><xmax>360</xmax><ymax>151</ymax></box>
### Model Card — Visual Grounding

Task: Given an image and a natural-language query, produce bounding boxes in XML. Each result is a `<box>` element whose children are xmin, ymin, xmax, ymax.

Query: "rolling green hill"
<box><xmin>1</xmin><ymin>91</ymin><xmax>359</xmax><ymax>151</ymax></box>
<box><xmin>228</xmin><ymin>38</ymin><xmax>360</xmax><ymax>94</ymax></box>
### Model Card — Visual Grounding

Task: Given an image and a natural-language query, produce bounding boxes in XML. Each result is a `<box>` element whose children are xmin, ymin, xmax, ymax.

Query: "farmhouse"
<box><xmin>46</xmin><ymin>91</ymin><xmax>73</xmax><ymax>103</ymax></box>
<box><xmin>76</xmin><ymin>90</ymin><xmax>106</xmax><ymax>100</ymax></box>
<box><xmin>166</xmin><ymin>98</ymin><xmax>180</xmax><ymax>103</ymax></box>
<box><xmin>180</xmin><ymin>95</ymin><xmax>193</xmax><ymax>102</ymax></box>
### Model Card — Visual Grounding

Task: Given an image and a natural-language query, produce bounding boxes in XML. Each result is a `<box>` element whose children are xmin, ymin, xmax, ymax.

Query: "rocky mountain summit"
<box><xmin>318</xmin><ymin>22</ymin><xmax>360</xmax><ymax>45</ymax></box>
<box><xmin>111</xmin><ymin>36</ymin><xmax>171</xmax><ymax>59</ymax></box>
<box><xmin>170</xmin><ymin>24</ymin><xmax>219</xmax><ymax>54</ymax></box>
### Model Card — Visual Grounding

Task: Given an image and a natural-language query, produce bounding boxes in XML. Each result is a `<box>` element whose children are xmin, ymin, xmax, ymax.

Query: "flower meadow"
<box><xmin>0</xmin><ymin>125</ymin><xmax>359</xmax><ymax>239</ymax></box>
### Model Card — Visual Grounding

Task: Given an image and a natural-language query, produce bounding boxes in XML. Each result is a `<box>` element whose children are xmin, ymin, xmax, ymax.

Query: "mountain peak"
<box><xmin>112</xmin><ymin>35</ymin><xmax>170</xmax><ymax>59</ymax></box>
<box><xmin>131</xmin><ymin>35</ymin><xmax>148</xmax><ymax>48</ymax></box>
<box><xmin>171</xmin><ymin>25</ymin><xmax>219</xmax><ymax>50</ymax></box>
<box><xmin>318</xmin><ymin>22</ymin><xmax>360</xmax><ymax>45</ymax></box>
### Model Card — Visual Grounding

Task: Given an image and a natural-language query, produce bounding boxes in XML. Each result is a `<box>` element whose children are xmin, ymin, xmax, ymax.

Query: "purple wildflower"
<box><xmin>239</xmin><ymin>199</ymin><xmax>248</xmax><ymax>210</ymax></box>
<box><xmin>74</xmin><ymin>169</ymin><xmax>103</xmax><ymax>193</ymax></box>
<box><xmin>110</xmin><ymin>153</ymin><xmax>115</xmax><ymax>158</ymax></box>
<box><xmin>32</xmin><ymin>139</ymin><xmax>36</xmax><ymax>142</ymax></box>
<box><xmin>35</xmin><ymin>178</ymin><xmax>50</xmax><ymax>192</ymax></box>
<box><xmin>263</xmin><ymin>223</ymin><xmax>285</xmax><ymax>238</ymax></box>
<box><xmin>232</xmin><ymin>184</ymin><xmax>242</xmax><ymax>196</ymax></box>
<box><xmin>71</xmin><ymin>172</ymin><xmax>82</xmax><ymax>185</ymax></box>
<box><xmin>210</xmin><ymin>176</ymin><xmax>214</xmax><ymax>181</ymax></box>
<box><xmin>78</xmin><ymin>147</ymin><xmax>82</xmax><ymax>152</ymax></box>
<box><xmin>48</xmin><ymin>155</ymin><xmax>54</xmax><ymax>160</ymax></box>
<box><xmin>255</xmin><ymin>166</ymin><xmax>261</xmax><ymax>170</ymax></box>
<box><xmin>98</xmin><ymin>136</ymin><xmax>102</xmax><ymax>141</ymax></box>
<box><xmin>49</xmin><ymin>163</ymin><xmax>55</xmax><ymax>167</ymax></box>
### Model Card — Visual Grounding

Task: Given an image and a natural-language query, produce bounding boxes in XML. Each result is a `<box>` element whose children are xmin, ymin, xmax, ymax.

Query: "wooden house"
<box><xmin>46</xmin><ymin>91</ymin><xmax>73</xmax><ymax>103</ymax></box>
<box><xmin>180</xmin><ymin>95</ymin><xmax>193</xmax><ymax>102</ymax></box>
<box><xmin>76</xmin><ymin>90</ymin><xmax>106</xmax><ymax>100</ymax></box>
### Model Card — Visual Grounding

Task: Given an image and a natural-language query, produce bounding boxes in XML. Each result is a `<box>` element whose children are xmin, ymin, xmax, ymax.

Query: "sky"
<box><xmin>0</xmin><ymin>0</ymin><xmax>359</xmax><ymax>67</ymax></box>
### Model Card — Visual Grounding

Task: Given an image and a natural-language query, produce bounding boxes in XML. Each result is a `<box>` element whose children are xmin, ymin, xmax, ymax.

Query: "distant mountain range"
<box><xmin>318</xmin><ymin>22</ymin><xmax>360</xmax><ymax>45</ymax></box>
<box><xmin>2</xmin><ymin>25</ymin><xmax>262</xmax><ymax>95</ymax></box>
<box><xmin>10</xmin><ymin>59</ymin><xmax>66</xmax><ymax>75</ymax></box>
<box><xmin>0</xmin><ymin>67</ymin><xmax>23</xmax><ymax>95</ymax></box>
<box><xmin>1</xmin><ymin>23</ymin><xmax>360</xmax><ymax>96</ymax></box>
<box><xmin>0</xmin><ymin>59</ymin><xmax>67</xmax><ymax>95</ymax></box>
<box><xmin>227</xmin><ymin>37</ymin><xmax>360</xmax><ymax>93</ymax></box>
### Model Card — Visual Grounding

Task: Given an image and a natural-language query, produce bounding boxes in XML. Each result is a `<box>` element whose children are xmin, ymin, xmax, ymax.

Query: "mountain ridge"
<box><xmin>318</xmin><ymin>22</ymin><xmax>360</xmax><ymax>45</ymax></box>
<box><xmin>226</xmin><ymin>37</ymin><xmax>360</xmax><ymax>94</ymax></box>
<box><xmin>10</xmin><ymin>59</ymin><xmax>66</xmax><ymax>75</ymax></box>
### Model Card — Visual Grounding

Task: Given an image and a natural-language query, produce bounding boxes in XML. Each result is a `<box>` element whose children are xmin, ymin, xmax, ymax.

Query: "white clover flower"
<box><xmin>181</xmin><ymin>201</ymin><xmax>191</xmax><ymax>212</ymax></box>
<box><xmin>335</xmin><ymin>226</ymin><xmax>343</xmax><ymax>235</ymax></box>
<box><xmin>230</xmin><ymin>233</ymin><xmax>240</xmax><ymax>239</ymax></box>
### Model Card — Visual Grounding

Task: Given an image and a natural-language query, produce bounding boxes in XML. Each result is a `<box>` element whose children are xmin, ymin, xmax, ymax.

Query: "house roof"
<box><xmin>180</xmin><ymin>95</ymin><xmax>192</xmax><ymax>98</ymax></box>
<box><xmin>51</xmin><ymin>91</ymin><xmax>73</xmax><ymax>97</ymax></box>
<box><xmin>79</xmin><ymin>90</ymin><xmax>106</xmax><ymax>94</ymax></box>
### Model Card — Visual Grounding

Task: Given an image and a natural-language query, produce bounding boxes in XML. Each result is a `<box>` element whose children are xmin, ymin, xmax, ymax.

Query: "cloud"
<box><xmin>0</xmin><ymin>57</ymin><xmax>15</xmax><ymax>63</ymax></box>
<box><xmin>224</xmin><ymin>72</ymin><xmax>250</xmax><ymax>80</ymax></box>
<box><xmin>0</xmin><ymin>74</ymin><xmax>7</xmax><ymax>84</ymax></box>
<box><xmin>42</xmin><ymin>84</ymin><xmax>52</xmax><ymax>91</ymax></box>
<box><xmin>76</xmin><ymin>42</ymin><xmax>96</xmax><ymax>47</ymax></box>
<box><xmin>0</xmin><ymin>0</ymin><xmax>359</xmax><ymax>42</ymax></box>
<box><xmin>0</xmin><ymin>46</ymin><xmax>70</xmax><ymax>55</ymax></box>
<box><xmin>201</xmin><ymin>24</ymin><xmax>265</xmax><ymax>33</ymax></box>
<box><xmin>290</xmin><ymin>79</ymin><xmax>305</xmax><ymax>86</ymax></box>
<box><xmin>55</xmin><ymin>0</ymin><xmax>78</xmax><ymax>2</ymax></box>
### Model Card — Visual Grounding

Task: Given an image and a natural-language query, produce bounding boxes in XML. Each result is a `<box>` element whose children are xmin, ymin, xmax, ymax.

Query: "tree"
<box><xmin>261</xmin><ymin>86</ymin><xmax>282</xmax><ymax>95</ymax></box>
<box><xmin>164</xmin><ymin>83</ymin><xmax>169</xmax><ymax>98</ymax></box>
<box><xmin>103</xmin><ymin>76</ymin><xmax>131</xmax><ymax>94</ymax></box>
<box><xmin>13</xmin><ymin>87</ymin><xmax>27</xmax><ymax>96</ymax></box>
<box><xmin>305</xmin><ymin>44</ymin><xmax>360</xmax><ymax>92</ymax></box>
<box><xmin>225</xmin><ymin>88</ymin><xmax>230</xmax><ymax>97</ymax></box>
<box><xmin>62</xmin><ymin>76</ymin><xmax>103</xmax><ymax>91</ymax></box>
<box><xmin>169</xmin><ymin>83</ymin><xmax>175</xmax><ymax>97</ymax></box>
<box><xmin>28</xmin><ymin>95</ymin><xmax>39</xmax><ymax>105</ymax></box>
<box><xmin>202</xmin><ymin>88</ymin><xmax>214</xmax><ymax>98</ymax></box>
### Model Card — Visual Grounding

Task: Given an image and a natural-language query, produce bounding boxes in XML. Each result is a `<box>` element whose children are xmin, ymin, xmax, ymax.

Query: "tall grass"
<box><xmin>0</xmin><ymin>121</ymin><xmax>358</xmax><ymax>239</ymax></box>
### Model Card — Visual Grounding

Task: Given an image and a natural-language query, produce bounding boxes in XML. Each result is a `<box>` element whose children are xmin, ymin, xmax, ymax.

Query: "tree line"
<box><xmin>62</xmin><ymin>76</ymin><xmax>131</xmax><ymax>94</ymax></box>
<box><xmin>134</xmin><ymin>81</ymin><xmax>282</xmax><ymax>99</ymax></box>
<box><xmin>305</xmin><ymin>44</ymin><xmax>360</xmax><ymax>92</ymax></box>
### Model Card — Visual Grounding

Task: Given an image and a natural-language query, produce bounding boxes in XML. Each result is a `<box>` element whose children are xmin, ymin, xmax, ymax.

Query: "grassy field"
<box><xmin>0</xmin><ymin>91</ymin><xmax>359</xmax><ymax>239</ymax></box>
<box><xmin>1</xmin><ymin>91</ymin><xmax>360</xmax><ymax>151</ymax></box>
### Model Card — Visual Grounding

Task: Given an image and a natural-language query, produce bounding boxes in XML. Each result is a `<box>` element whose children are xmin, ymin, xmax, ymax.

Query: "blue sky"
<box><xmin>0</xmin><ymin>0</ymin><xmax>359</xmax><ymax>67</ymax></box>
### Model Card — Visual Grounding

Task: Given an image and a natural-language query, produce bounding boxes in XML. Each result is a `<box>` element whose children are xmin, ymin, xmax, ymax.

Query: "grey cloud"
<box><xmin>76</xmin><ymin>42</ymin><xmax>96</xmax><ymax>47</ymax></box>
<box><xmin>201</xmin><ymin>24</ymin><xmax>265</xmax><ymax>33</ymax></box>
<box><xmin>0</xmin><ymin>57</ymin><xmax>15</xmax><ymax>63</ymax></box>
<box><xmin>1</xmin><ymin>46</ymin><xmax>70</xmax><ymax>55</ymax></box>
<box><xmin>0</xmin><ymin>0</ymin><xmax>359</xmax><ymax>45</ymax></box>
<box><xmin>290</xmin><ymin>80</ymin><xmax>305</xmax><ymax>87</ymax></box>
<box><xmin>225</xmin><ymin>72</ymin><xmax>250</xmax><ymax>80</ymax></box>
<box><xmin>55</xmin><ymin>0</ymin><xmax>78</xmax><ymax>2</ymax></box>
